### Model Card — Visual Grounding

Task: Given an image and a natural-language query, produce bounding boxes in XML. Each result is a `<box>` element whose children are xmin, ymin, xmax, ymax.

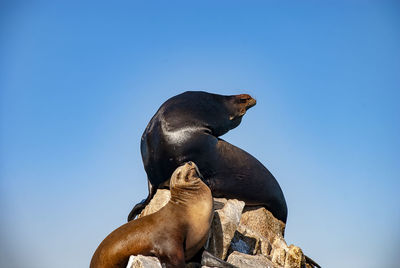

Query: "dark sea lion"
<box><xmin>128</xmin><ymin>91</ymin><xmax>288</xmax><ymax>223</ymax></box>
<box><xmin>91</xmin><ymin>162</ymin><xmax>213</xmax><ymax>268</ymax></box>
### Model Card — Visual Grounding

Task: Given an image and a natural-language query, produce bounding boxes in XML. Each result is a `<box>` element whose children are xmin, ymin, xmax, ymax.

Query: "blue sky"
<box><xmin>1</xmin><ymin>1</ymin><xmax>399</xmax><ymax>267</ymax></box>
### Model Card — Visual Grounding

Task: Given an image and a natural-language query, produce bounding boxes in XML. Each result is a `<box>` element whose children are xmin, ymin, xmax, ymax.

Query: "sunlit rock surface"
<box><xmin>127</xmin><ymin>189</ymin><xmax>319</xmax><ymax>268</ymax></box>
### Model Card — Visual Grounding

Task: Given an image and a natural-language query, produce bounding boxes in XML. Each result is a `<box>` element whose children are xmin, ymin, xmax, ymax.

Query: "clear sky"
<box><xmin>1</xmin><ymin>1</ymin><xmax>399</xmax><ymax>267</ymax></box>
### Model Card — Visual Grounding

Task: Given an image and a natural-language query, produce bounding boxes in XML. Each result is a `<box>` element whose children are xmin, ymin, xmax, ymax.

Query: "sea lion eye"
<box><xmin>177</xmin><ymin>171</ymin><xmax>182</xmax><ymax>180</ymax></box>
<box><xmin>239</xmin><ymin>98</ymin><xmax>248</xmax><ymax>103</ymax></box>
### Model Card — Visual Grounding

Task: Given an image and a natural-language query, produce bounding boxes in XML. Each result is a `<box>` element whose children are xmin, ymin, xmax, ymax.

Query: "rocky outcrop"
<box><xmin>137</xmin><ymin>189</ymin><xmax>171</xmax><ymax>218</ymax></box>
<box><xmin>126</xmin><ymin>255</ymin><xmax>162</xmax><ymax>268</ymax></box>
<box><xmin>128</xmin><ymin>189</ymin><xmax>319</xmax><ymax>268</ymax></box>
<box><xmin>227</xmin><ymin>251</ymin><xmax>276</xmax><ymax>268</ymax></box>
<box><xmin>206</xmin><ymin>198</ymin><xmax>245</xmax><ymax>260</ymax></box>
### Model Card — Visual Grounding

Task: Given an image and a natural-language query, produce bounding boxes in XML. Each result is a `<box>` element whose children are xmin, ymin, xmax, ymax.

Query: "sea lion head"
<box><xmin>226</xmin><ymin>93</ymin><xmax>257</xmax><ymax>129</ymax></box>
<box><xmin>170</xmin><ymin>161</ymin><xmax>203</xmax><ymax>190</ymax></box>
<box><xmin>162</xmin><ymin>91</ymin><xmax>256</xmax><ymax>137</ymax></box>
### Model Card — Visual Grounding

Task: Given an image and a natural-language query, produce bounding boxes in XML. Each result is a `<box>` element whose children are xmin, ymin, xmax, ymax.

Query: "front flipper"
<box><xmin>305</xmin><ymin>255</ymin><xmax>321</xmax><ymax>268</ymax></box>
<box><xmin>158</xmin><ymin>241</ymin><xmax>186</xmax><ymax>268</ymax></box>
<box><xmin>127</xmin><ymin>181</ymin><xmax>157</xmax><ymax>222</ymax></box>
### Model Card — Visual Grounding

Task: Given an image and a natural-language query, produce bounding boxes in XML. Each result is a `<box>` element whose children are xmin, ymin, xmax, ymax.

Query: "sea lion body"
<box><xmin>91</xmin><ymin>162</ymin><xmax>213</xmax><ymax>268</ymax></box>
<box><xmin>129</xmin><ymin>91</ymin><xmax>288</xmax><ymax>223</ymax></box>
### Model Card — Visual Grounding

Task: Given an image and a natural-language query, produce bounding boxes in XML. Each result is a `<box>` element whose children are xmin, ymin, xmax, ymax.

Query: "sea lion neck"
<box><xmin>159</xmin><ymin>91</ymin><xmax>238</xmax><ymax>137</ymax></box>
<box><xmin>170</xmin><ymin>181</ymin><xmax>205</xmax><ymax>207</ymax></box>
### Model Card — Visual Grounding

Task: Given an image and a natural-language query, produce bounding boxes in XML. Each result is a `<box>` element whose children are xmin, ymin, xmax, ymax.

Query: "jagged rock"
<box><xmin>271</xmin><ymin>247</ymin><xmax>286</xmax><ymax>267</ymax></box>
<box><xmin>229</xmin><ymin>231</ymin><xmax>258</xmax><ymax>255</ymax></box>
<box><xmin>270</xmin><ymin>238</ymin><xmax>289</xmax><ymax>266</ymax></box>
<box><xmin>260</xmin><ymin>237</ymin><xmax>273</xmax><ymax>258</ymax></box>
<box><xmin>284</xmin><ymin>245</ymin><xmax>304</xmax><ymax>268</ymax></box>
<box><xmin>201</xmin><ymin>250</ymin><xmax>237</xmax><ymax>268</ymax></box>
<box><xmin>272</xmin><ymin>237</ymin><xmax>289</xmax><ymax>249</ymax></box>
<box><xmin>240</xmin><ymin>206</ymin><xmax>286</xmax><ymax>240</ymax></box>
<box><xmin>133</xmin><ymin>194</ymin><xmax>318</xmax><ymax>268</ymax></box>
<box><xmin>206</xmin><ymin>198</ymin><xmax>245</xmax><ymax>260</ymax></box>
<box><xmin>126</xmin><ymin>255</ymin><xmax>162</xmax><ymax>268</ymax></box>
<box><xmin>230</xmin><ymin>224</ymin><xmax>273</xmax><ymax>259</ymax></box>
<box><xmin>137</xmin><ymin>189</ymin><xmax>171</xmax><ymax>218</ymax></box>
<box><xmin>227</xmin><ymin>251</ymin><xmax>278</xmax><ymax>268</ymax></box>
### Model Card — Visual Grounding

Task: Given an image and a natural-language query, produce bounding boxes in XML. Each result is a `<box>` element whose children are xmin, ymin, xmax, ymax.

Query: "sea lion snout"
<box><xmin>231</xmin><ymin>94</ymin><xmax>256</xmax><ymax>118</ymax></box>
<box><xmin>171</xmin><ymin>162</ymin><xmax>202</xmax><ymax>187</ymax></box>
<box><xmin>237</xmin><ymin>94</ymin><xmax>256</xmax><ymax>110</ymax></box>
<box><xmin>184</xmin><ymin>162</ymin><xmax>202</xmax><ymax>181</ymax></box>
<box><xmin>92</xmin><ymin>162</ymin><xmax>214</xmax><ymax>268</ymax></box>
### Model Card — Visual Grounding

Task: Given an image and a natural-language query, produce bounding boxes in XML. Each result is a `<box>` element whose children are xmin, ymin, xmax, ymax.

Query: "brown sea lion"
<box><xmin>128</xmin><ymin>91</ymin><xmax>288</xmax><ymax>223</ymax></box>
<box><xmin>90</xmin><ymin>161</ymin><xmax>214</xmax><ymax>268</ymax></box>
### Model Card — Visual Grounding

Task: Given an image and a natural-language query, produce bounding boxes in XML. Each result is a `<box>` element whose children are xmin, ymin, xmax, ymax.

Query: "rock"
<box><xmin>229</xmin><ymin>231</ymin><xmax>258</xmax><ymax>255</ymax></box>
<box><xmin>206</xmin><ymin>198</ymin><xmax>245</xmax><ymax>260</ymax></box>
<box><xmin>260</xmin><ymin>237</ymin><xmax>273</xmax><ymax>258</ymax></box>
<box><xmin>201</xmin><ymin>250</ymin><xmax>237</xmax><ymax>268</ymax></box>
<box><xmin>284</xmin><ymin>245</ymin><xmax>304</xmax><ymax>268</ymax></box>
<box><xmin>272</xmin><ymin>237</ymin><xmax>289</xmax><ymax>251</ymax></box>
<box><xmin>240</xmin><ymin>206</ymin><xmax>286</xmax><ymax>240</ymax></box>
<box><xmin>227</xmin><ymin>251</ymin><xmax>278</xmax><ymax>268</ymax></box>
<box><xmin>138</xmin><ymin>189</ymin><xmax>171</xmax><ymax>218</ymax></box>
<box><xmin>134</xmin><ymin>194</ymin><xmax>319</xmax><ymax>268</ymax></box>
<box><xmin>271</xmin><ymin>247</ymin><xmax>286</xmax><ymax>267</ymax></box>
<box><xmin>126</xmin><ymin>255</ymin><xmax>162</xmax><ymax>268</ymax></box>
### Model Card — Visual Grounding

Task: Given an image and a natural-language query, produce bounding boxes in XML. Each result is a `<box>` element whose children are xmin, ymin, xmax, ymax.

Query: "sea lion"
<box><xmin>91</xmin><ymin>162</ymin><xmax>213</xmax><ymax>268</ymax></box>
<box><xmin>128</xmin><ymin>91</ymin><xmax>288</xmax><ymax>223</ymax></box>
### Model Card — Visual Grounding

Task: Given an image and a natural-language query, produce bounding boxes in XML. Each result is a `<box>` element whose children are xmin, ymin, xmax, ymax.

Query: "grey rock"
<box><xmin>126</xmin><ymin>255</ymin><xmax>162</xmax><ymax>268</ymax></box>
<box><xmin>229</xmin><ymin>231</ymin><xmax>258</xmax><ymax>255</ymax></box>
<box><xmin>133</xmin><ymin>194</ymin><xmax>318</xmax><ymax>268</ymax></box>
<box><xmin>138</xmin><ymin>189</ymin><xmax>171</xmax><ymax>218</ymax></box>
<box><xmin>206</xmin><ymin>198</ymin><xmax>245</xmax><ymax>260</ymax></box>
<box><xmin>227</xmin><ymin>251</ymin><xmax>278</xmax><ymax>268</ymax></box>
<box><xmin>201</xmin><ymin>250</ymin><xmax>237</xmax><ymax>268</ymax></box>
<box><xmin>240</xmin><ymin>206</ymin><xmax>286</xmax><ymax>241</ymax></box>
<box><xmin>233</xmin><ymin>224</ymin><xmax>273</xmax><ymax>258</ymax></box>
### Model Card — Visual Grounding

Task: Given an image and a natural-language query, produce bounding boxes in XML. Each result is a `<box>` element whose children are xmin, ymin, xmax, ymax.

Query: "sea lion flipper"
<box><xmin>94</xmin><ymin>163</ymin><xmax>213</xmax><ymax>268</ymax></box>
<box><xmin>127</xmin><ymin>200</ymin><xmax>146</xmax><ymax>222</ymax></box>
<box><xmin>160</xmin><ymin>245</ymin><xmax>185</xmax><ymax>268</ymax></box>
<box><xmin>305</xmin><ymin>255</ymin><xmax>321</xmax><ymax>268</ymax></box>
<box><xmin>127</xmin><ymin>182</ymin><xmax>157</xmax><ymax>221</ymax></box>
